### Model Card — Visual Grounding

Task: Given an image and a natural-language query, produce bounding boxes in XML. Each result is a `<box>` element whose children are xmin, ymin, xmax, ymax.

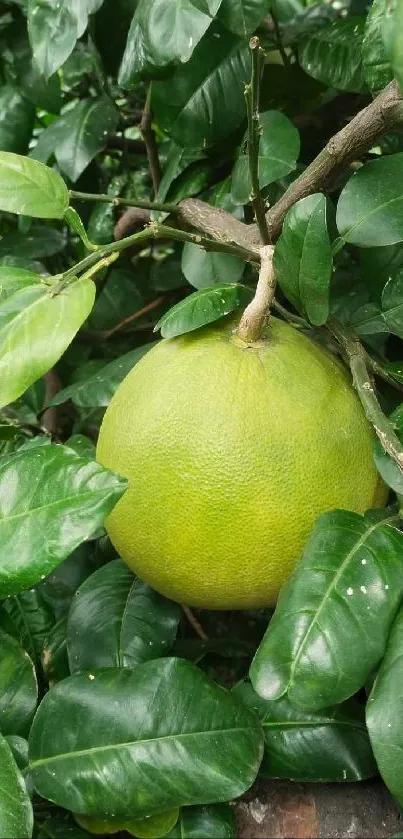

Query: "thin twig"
<box><xmin>70</xmin><ymin>190</ymin><xmax>178</xmax><ymax>215</ymax></box>
<box><xmin>99</xmin><ymin>297</ymin><xmax>165</xmax><ymax>339</ymax></box>
<box><xmin>328</xmin><ymin>317</ymin><xmax>403</xmax><ymax>474</ymax></box>
<box><xmin>366</xmin><ymin>354</ymin><xmax>403</xmax><ymax>394</ymax></box>
<box><xmin>273</xmin><ymin>299</ymin><xmax>309</xmax><ymax>328</ymax></box>
<box><xmin>271</xmin><ymin>6</ymin><xmax>290</xmax><ymax>69</ymax></box>
<box><xmin>182</xmin><ymin>605</ymin><xmax>209</xmax><ymax>641</ymax></box>
<box><xmin>140</xmin><ymin>85</ymin><xmax>161</xmax><ymax>196</ymax></box>
<box><xmin>236</xmin><ymin>245</ymin><xmax>275</xmax><ymax>343</ymax></box>
<box><xmin>245</xmin><ymin>37</ymin><xmax>270</xmax><ymax>245</ymax></box>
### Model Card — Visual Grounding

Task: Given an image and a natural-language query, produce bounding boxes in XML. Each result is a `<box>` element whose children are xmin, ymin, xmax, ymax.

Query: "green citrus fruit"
<box><xmin>96</xmin><ymin>316</ymin><xmax>386</xmax><ymax>610</ymax></box>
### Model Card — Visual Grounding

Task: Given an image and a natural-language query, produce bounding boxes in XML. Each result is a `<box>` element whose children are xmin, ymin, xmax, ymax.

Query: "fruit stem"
<box><xmin>236</xmin><ymin>245</ymin><xmax>276</xmax><ymax>343</ymax></box>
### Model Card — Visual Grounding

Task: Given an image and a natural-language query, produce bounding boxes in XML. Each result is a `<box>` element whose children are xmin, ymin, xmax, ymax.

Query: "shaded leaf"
<box><xmin>75</xmin><ymin>810</ymin><xmax>179</xmax><ymax>838</ymax></box>
<box><xmin>218</xmin><ymin>0</ymin><xmax>272</xmax><ymax>36</ymax></box>
<box><xmin>119</xmin><ymin>0</ymin><xmax>222</xmax><ymax>86</ymax></box>
<box><xmin>0</xmin><ymin>227</ymin><xmax>65</xmax><ymax>259</ymax></box>
<box><xmin>29</xmin><ymin>659</ymin><xmax>263</xmax><ymax>817</ymax></box>
<box><xmin>152</xmin><ymin>25</ymin><xmax>251</xmax><ymax>148</ymax></box>
<box><xmin>28</xmin><ymin>0</ymin><xmax>78</xmax><ymax>79</ymax></box>
<box><xmin>374</xmin><ymin>404</ymin><xmax>403</xmax><ymax>493</ymax></box>
<box><xmin>0</xmin><ymin>733</ymin><xmax>33</xmax><ymax>838</ymax></box>
<box><xmin>182</xmin><ymin>243</ymin><xmax>244</xmax><ymax>289</ymax></box>
<box><xmin>88</xmin><ymin>269</ymin><xmax>143</xmax><ymax>331</ymax></box>
<box><xmin>231</xmin><ymin>111</ymin><xmax>300</xmax><ymax>205</ymax></box>
<box><xmin>0</xmin><ymin>444</ymin><xmax>126</xmax><ymax>598</ymax></box>
<box><xmin>0</xmin><ymin>267</ymin><xmax>41</xmax><ymax>302</ymax></box>
<box><xmin>274</xmin><ymin>193</ymin><xmax>332</xmax><ymax>325</ymax></box>
<box><xmin>166</xmin><ymin>804</ymin><xmax>236</xmax><ymax>838</ymax></box>
<box><xmin>235</xmin><ymin>682</ymin><xmax>376</xmax><ymax>782</ymax></box>
<box><xmin>155</xmin><ymin>283</ymin><xmax>252</xmax><ymax>338</ymax></box>
<box><xmin>37</xmin><ymin>815</ymin><xmax>90</xmax><ymax>839</ymax></box>
<box><xmin>0</xmin><ymin>85</ymin><xmax>35</xmax><ymax>155</ymax></box>
<box><xmin>39</xmin><ymin>544</ymin><xmax>100</xmax><ymax>619</ymax></box>
<box><xmin>67</xmin><ymin>559</ymin><xmax>181</xmax><ymax>673</ymax></box>
<box><xmin>337</xmin><ymin>153</ymin><xmax>403</xmax><ymax>248</ymax></box>
<box><xmin>0</xmin><ymin>630</ymin><xmax>37</xmax><ymax>736</ymax></box>
<box><xmin>0</xmin><ymin>588</ymin><xmax>55</xmax><ymax>661</ymax></box>
<box><xmin>0</xmin><ymin>152</ymin><xmax>69</xmax><ymax>218</ymax></box>
<box><xmin>351</xmin><ymin>273</ymin><xmax>403</xmax><ymax>338</ymax></box>
<box><xmin>383</xmin><ymin>0</ymin><xmax>403</xmax><ymax>92</ymax></box>
<box><xmin>42</xmin><ymin>617</ymin><xmax>70</xmax><ymax>686</ymax></box>
<box><xmin>5</xmin><ymin>736</ymin><xmax>29</xmax><ymax>773</ymax></box>
<box><xmin>250</xmin><ymin>510</ymin><xmax>403</xmax><ymax>710</ymax></box>
<box><xmin>53</xmin><ymin>98</ymin><xmax>119</xmax><ymax>182</ymax></box>
<box><xmin>298</xmin><ymin>18</ymin><xmax>366</xmax><ymax>92</ymax></box>
<box><xmin>362</xmin><ymin>0</ymin><xmax>393</xmax><ymax>91</ymax></box>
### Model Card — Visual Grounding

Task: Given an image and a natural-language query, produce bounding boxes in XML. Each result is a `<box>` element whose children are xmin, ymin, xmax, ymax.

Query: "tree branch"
<box><xmin>236</xmin><ymin>246</ymin><xmax>276</xmax><ymax>343</ymax></box>
<box><xmin>140</xmin><ymin>85</ymin><xmax>161</xmax><ymax>196</ymax></box>
<box><xmin>245</xmin><ymin>37</ymin><xmax>270</xmax><ymax>244</ymax></box>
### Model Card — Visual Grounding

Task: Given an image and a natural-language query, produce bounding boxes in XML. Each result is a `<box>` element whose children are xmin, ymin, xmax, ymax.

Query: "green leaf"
<box><xmin>234</xmin><ymin>682</ymin><xmax>376</xmax><ymax>782</ymax></box>
<box><xmin>0</xmin><ymin>267</ymin><xmax>41</xmax><ymax>302</ymax></box>
<box><xmin>0</xmin><ymin>227</ymin><xmax>65</xmax><ymax>259</ymax></box>
<box><xmin>152</xmin><ymin>25</ymin><xmax>251</xmax><ymax>149</ymax></box>
<box><xmin>218</xmin><ymin>0</ymin><xmax>272</xmax><ymax>36</ymax></box>
<box><xmin>182</xmin><ymin>243</ymin><xmax>245</xmax><ymax>289</ymax></box>
<box><xmin>0</xmin><ymin>588</ymin><xmax>55</xmax><ymax>662</ymax></box>
<box><xmin>0</xmin><ymin>153</ymin><xmax>69</xmax><ymax>218</ymax></box>
<box><xmin>336</xmin><ymin>153</ymin><xmax>403</xmax><ymax>248</ymax></box>
<box><xmin>166</xmin><ymin>805</ymin><xmax>236</xmax><ymax>838</ymax></box>
<box><xmin>374</xmin><ymin>404</ymin><xmax>403</xmax><ymax>493</ymax></box>
<box><xmin>28</xmin><ymin>659</ymin><xmax>263</xmax><ymax>817</ymax></box>
<box><xmin>231</xmin><ymin>111</ymin><xmax>300</xmax><ymax>205</ymax></box>
<box><xmin>362</xmin><ymin>0</ymin><xmax>393</xmax><ymax>91</ymax></box>
<box><xmin>75</xmin><ymin>810</ymin><xmax>179</xmax><ymax>838</ymax></box>
<box><xmin>88</xmin><ymin>269</ymin><xmax>143</xmax><ymax>331</ymax></box>
<box><xmin>0</xmin><ymin>444</ymin><xmax>127</xmax><ymax>598</ymax></box>
<box><xmin>0</xmin><ymin>733</ymin><xmax>33</xmax><ymax>838</ymax></box>
<box><xmin>274</xmin><ymin>193</ymin><xmax>332</xmax><ymax>325</ymax></box>
<box><xmin>366</xmin><ymin>607</ymin><xmax>403</xmax><ymax>807</ymax></box>
<box><xmin>5</xmin><ymin>736</ymin><xmax>29</xmax><ymax>774</ymax></box>
<box><xmin>28</xmin><ymin>0</ymin><xmax>78</xmax><ymax>79</ymax></box>
<box><xmin>155</xmin><ymin>283</ymin><xmax>252</xmax><ymax>338</ymax></box>
<box><xmin>118</xmin><ymin>0</ymin><xmax>223</xmax><ymax>86</ymax></box>
<box><xmin>384</xmin><ymin>0</ymin><xmax>403</xmax><ymax>92</ymax></box>
<box><xmin>42</xmin><ymin>617</ymin><xmax>70</xmax><ymax>686</ymax></box>
<box><xmin>0</xmin><ymin>630</ymin><xmax>37</xmax><ymax>736</ymax></box>
<box><xmin>351</xmin><ymin>273</ymin><xmax>403</xmax><ymax>339</ymax></box>
<box><xmin>0</xmin><ymin>85</ymin><xmax>35</xmax><ymax>155</ymax></box>
<box><xmin>250</xmin><ymin>510</ymin><xmax>403</xmax><ymax>710</ymax></box>
<box><xmin>48</xmin><ymin>344</ymin><xmax>156</xmax><ymax>409</ymax></box>
<box><xmin>52</xmin><ymin>98</ymin><xmax>119</xmax><ymax>182</ymax></box>
<box><xmin>298</xmin><ymin>18</ymin><xmax>366</xmax><ymax>92</ymax></box>
<box><xmin>67</xmin><ymin>559</ymin><xmax>181</xmax><ymax>673</ymax></box>
<box><xmin>39</xmin><ymin>543</ymin><xmax>99</xmax><ymax>619</ymax></box>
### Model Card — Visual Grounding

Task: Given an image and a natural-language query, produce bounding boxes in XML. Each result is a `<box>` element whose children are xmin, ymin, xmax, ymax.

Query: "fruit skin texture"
<box><xmin>97</xmin><ymin>316</ymin><xmax>386</xmax><ymax>610</ymax></box>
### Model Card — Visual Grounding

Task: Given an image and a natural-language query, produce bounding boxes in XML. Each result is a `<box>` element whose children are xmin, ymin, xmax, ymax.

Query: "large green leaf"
<box><xmin>0</xmin><ymin>588</ymin><xmax>55</xmax><ymax>661</ymax></box>
<box><xmin>152</xmin><ymin>25</ymin><xmax>251</xmax><ymax>148</ymax></box>
<box><xmin>28</xmin><ymin>0</ymin><xmax>78</xmax><ymax>79</ymax></box>
<box><xmin>362</xmin><ymin>0</ymin><xmax>393</xmax><ymax>91</ymax></box>
<box><xmin>166</xmin><ymin>805</ymin><xmax>236</xmax><ymax>838</ymax></box>
<box><xmin>351</xmin><ymin>272</ymin><xmax>403</xmax><ymax>339</ymax></box>
<box><xmin>48</xmin><ymin>344</ymin><xmax>156</xmax><ymax>409</ymax></box>
<box><xmin>298</xmin><ymin>18</ymin><xmax>366</xmax><ymax>92</ymax></box>
<box><xmin>218</xmin><ymin>0</ymin><xmax>271</xmax><ymax>36</ymax></box>
<box><xmin>337</xmin><ymin>153</ymin><xmax>403</xmax><ymax>247</ymax></box>
<box><xmin>0</xmin><ymin>86</ymin><xmax>35</xmax><ymax>155</ymax></box>
<box><xmin>37</xmin><ymin>815</ymin><xmax>90</xmax><ymax>839</ymax></box>
<box><xmin>155</xmin><ymin>284</ymin><xmax>252</xmax><ymax>338</ymax></box>
<box><xmin>235</xmin><ymin>682</ymin><xmax>376</xmax><ymax>782</ymax></box>
<box><xmin>231</xmin><ymin>111</ymin><xmax>300</xmax><ymax>205</ymax></box>
<box><xmin>182</xmin><ymin>243</ymin><xmax>245</xmax><ymax>289</ymax></box>
<box><xmin>0</xmin><ymin>153</ymin><xmax>69</xmax><ymax>218</ymax></box>
<box><xmin>0</xmin><ymin>277</ymin><xmax>96</xmax><ymax>408</ymax></box>
<box><xmin>250</xmin><ymin>510</ymin><xmax>403</xmax><ymax>710</ymax></box>
<box><xmin>274</xmin><ymin>193</ymin><xmax>332</xmax><ymax>325</ymax></box>
<box><xmin>0</xmin><ymin>733</ymin><xmax>33</xmax><ymax>838</ymax></box>
<box><xmin>28</xmin><ymin>659</ymin><xmax>263</xmax><ymax>817</ymax></box>
<box><xmin>366</xmin><ymin>607</ymin><xmax>403</xmax><ymax>807</ymax></box>
<box><xmin>67</xmin><ymin>560</ymin><xmax>181</xmax><ymax>673</ymax></box>
<box><xmin>0</xmin><ymin>630</ymin><xmax>37</xmax><ymax>736</ymax></box>
<box><xmin>119</xmin><ymin>0</ymin><xmax>222</xmax><ymax>86</ymax></box>
<box><xmin>42</xmin><ymin>617</ymin><xmax>70</xmax><ymax>686</ymax></box>
<box><xmin>39</xmin><ymin>544</ymin><xmax>100</xmax><ymax>619</ymax></box>
<box><xmin>384</xmin><ymin>0</ymin><xmax>403</xmax><ymax>91</ymax></box>
<box><xmin>0</xmin><ymin>227</ymin><xmax>65</xmax><ymax>260</ymax></box>
<box><xmin>0</xmin><ymin>267</ymin><xmax>41</xmax><ymax>302</ymax></box>
<box><xmin>52</xmin><ymin>98</ymin><xmax>119</xmax><ymax>182</ymax></box>
<box><xmin>0</xmin><ymin>444</ymin><xmax>126</xmax><ymax>598</ymax></box>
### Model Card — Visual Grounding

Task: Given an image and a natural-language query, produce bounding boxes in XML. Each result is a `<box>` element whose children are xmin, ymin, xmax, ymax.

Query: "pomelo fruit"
<box><xmin>96</xmin><ymin>316</ymin><xmax>386</xmax><ymax>610</ymax></box>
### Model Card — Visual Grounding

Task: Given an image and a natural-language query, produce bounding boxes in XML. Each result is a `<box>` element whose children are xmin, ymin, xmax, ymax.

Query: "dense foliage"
<box><xmin>1</xmin><ymin>0</ymin><xmax>403</xmax><ymax>836</ymax></box>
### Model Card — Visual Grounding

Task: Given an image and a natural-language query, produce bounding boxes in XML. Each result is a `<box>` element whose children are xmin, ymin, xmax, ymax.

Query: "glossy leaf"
<box><xmin>384</xmin><ymin>0</ymin><xmax>403</xmax><ymax>91</ymax></box>
<box><xmin>182</xmin><ymin>243</ymin><xmax>244</xmax><ymax>289</ymax></box>
<box><xmin>337</xmin><ymin>153</ymin><xmax>403</xmax><ymax>247</ymax></box>
<box><xmin>274</xmin><ymin>193</ymin><xmax>332</xmax><ymax>325</ymax></box>
<box><xmin>0</xmin><ymin>444</ymin><xmax>127</xmax><ymax>598</ymax></box>
<box><xmin>28</xmin><ymin>659</ymin><xmax>263</xmax><ymax>817</ymax></box>
<box><xmin>67</xmin><ymin>559</ymin><xmax>181</xmax><ymax>673</ymax></box>
<box><xmin>0</xmin><ymin>153</ymin><xmax>69</xmax><ymax>218</ymax></box>
<box><xmin>119</xmin><ymin>0</ymin><xmax>222</xmax><ymax>86</ymax></box>
<box><xmin>374</xmin><ymin>404</ymin><xmax>403</xmax><ymax>493</ymax></box>
<box><xmin>298</xmin><ymin>18</ymin><xmax>365</xmax><ymax>92</ymax></box>
<box><xmin>53</xmin><ymin>98</ymin><xmax>119</xmax><ymax>182</ymax></box>
<box><xmin>0</xmin><ymin>588</ymin><xmax>55</xmax><ymax>661</ymax></box>
<box><xmin>42</xmin><ymin>617</ymin><xmax>70</xmax><ymax>686</ymax></box>
<box><xmin>166</xmin><ymin>805</ymin><xmax>236</xmax><ymax>838</ymax></box>
<box><xmin>351</xmin><ymin>273</ymin><xmax>403</xmax><ymax>339</ymax></box>
<box><xmin>152</xmin><ymin>26</ymin><xmax>251</xmax><ymax>148</ymax></box>
<box><xmin>39</xmin><ymin>544</ymin><xmax>100</xmax><ymax>619</ymax></box>
<box><xmin>235</xmin><ymin>682</ymin><xmax>376</xmax><ymax>782</ymax></box>
<box><xmin>250</xmin><ymin>510</ymin><xmax>403</xmax><ymax>710</ymax></box>
<box><xmin>0</xmin><ymin>267</ymin><xmax>41</xmax><ymax>302</ymax></box>
<box><xmin>231</xmin><ymin>110</ymin><xmax>300</xmax><ymax>205</ymax></box>
<box><xmin>0</xmin><ymin>733</ymin><xmax>33</xmax><ymax>838</ymax></box>
<box><xmin>0</xmin><ymin>85</ymin><xmax>35</xmax><ymax>155</ymax></box>
<box><xmin>48</xmin><ymin>344</ymin><xmax>156</xmax><ymax>409</ymax></box>
<box><xmin>366</xmin><ymin>607</ymin><xmax>403</xmax><ymax>807</ymax></box>
<box><xmin>0</xmin><ymin>227</ymin><xmax>65</xmax><ymax>260</ymax></box>
<box><xmin>5</xmin><ymin>736</ymin><xmax>29</xmax><ymax>774</ymax></box>
<box><xmin>0</xmin><ymin>630</ymin><xmax>37</xmax><ymax>736</ymax></box>
<box><xmin>75</xmin><ymin>810</ymin><xmax>179</xmax><ymax>838</ymax></box>
<box><xmin>28</xmin><ymin>0</ymin><xmax>78</xmax><ymax>79</ymax></box>
<box><xmin>155</xmin><ymin>283</ymin><xmax>252</xmax><ymax>338</ymax></box>
<box><xmin>0</xmin><ymin>276</ymin><xmax>96</xmax><ymax>409</ymax></box>
<box><xmin>362</xmin><ymin>0</ymin><xmax>392</xmax><ymax>91</ymax></box>
<box><xmin>218</xmin><ymin>0</ymin><xmax>272</xmax><ymax>36</ymax></box>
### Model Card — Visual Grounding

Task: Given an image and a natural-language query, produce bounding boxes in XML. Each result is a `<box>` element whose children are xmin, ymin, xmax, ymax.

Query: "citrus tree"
<box><xmin>1</xmin><ymin>0</ymin><xmax>403</xmax><ymax>836</ymax></box>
